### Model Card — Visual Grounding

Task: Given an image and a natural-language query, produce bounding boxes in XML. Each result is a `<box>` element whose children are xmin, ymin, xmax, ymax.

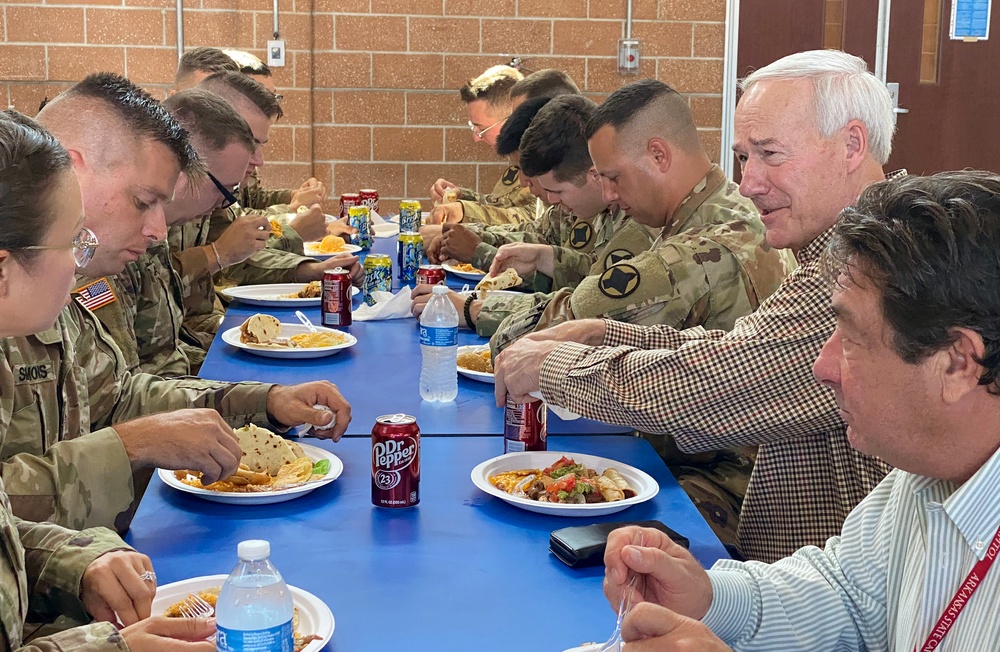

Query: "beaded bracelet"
<box><xmin>463</xmin><ymin>294</ymin><xmax>476</xmax><ymax>328</ymax></box>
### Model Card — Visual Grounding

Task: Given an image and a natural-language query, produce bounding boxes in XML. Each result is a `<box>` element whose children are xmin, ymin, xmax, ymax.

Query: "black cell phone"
<box><xmin>549</xmin><ymin>519</ymin><xmax>689</xmax><ymax>568</ymax></box>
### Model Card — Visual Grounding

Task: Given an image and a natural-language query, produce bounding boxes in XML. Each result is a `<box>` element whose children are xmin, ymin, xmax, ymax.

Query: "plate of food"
<box><xmin>471</xmin><ymin>452</ymin><xmax>658</xmax><ymax>517</ymax></box>
<box><xmin>153</xmin><ymin>574</ymin><xmax>334</xmax><ymax>652</ymax></box>
<box><xmin>457</xmin><ymin>344</ymin><xmax>494</xmax><ymax>384</ymax></box>
<box><xmin>159</xmin><ymin>425</ymin><xmax>344</xmax><ymax>505</ymax></box>
<box><xmin>303</xmin><ymin>235</ymin><xmax>362</xmax><ymax>258</ymax></box>
<box><xmin>222</xmin><ymin>314</ymin><xmax>357</xmax><ymax>359</ymax></box>
<box><xmin>221</xmin><ymin>282</ymin><xmax>358</xmax><ymax>307</ymax></box>
<box><xmin>442</xmin><ymin>260</ymin><xmax>487</xmax><ymax>281</ymax></box>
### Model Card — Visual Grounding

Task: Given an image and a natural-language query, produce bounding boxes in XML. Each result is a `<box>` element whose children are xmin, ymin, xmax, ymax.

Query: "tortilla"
<box><xmin>239</xmin><ymin>314</ymin><xmax>282</xmax><ymax>344</ymax></box>
<box><xmin>602</xmin><ymin>468</ymin><xmax>636</xmax><ymax>498</ymax></box>
<box><xmin>234</xmin><ymin>424</ymin><xmax>300</xmax><ymax>475</ymax></box>
<box><xmin>475</xmin><ymin>267</ymin><xmax>522</xmax><ymax>293</ymax></box>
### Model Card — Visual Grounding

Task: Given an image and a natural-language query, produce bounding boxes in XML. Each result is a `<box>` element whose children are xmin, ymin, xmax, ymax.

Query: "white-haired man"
<box><xmin>494</xmin><ymin>50</ymin><xmax>899</xmax><ymax>562</ymax></box>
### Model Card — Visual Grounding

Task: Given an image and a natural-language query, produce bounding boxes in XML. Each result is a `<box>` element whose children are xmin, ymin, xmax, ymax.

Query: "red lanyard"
<box><xmin>915</xmin><ymin>522</ymin><xmax>1000</xmax><ymax>651</ymax></box>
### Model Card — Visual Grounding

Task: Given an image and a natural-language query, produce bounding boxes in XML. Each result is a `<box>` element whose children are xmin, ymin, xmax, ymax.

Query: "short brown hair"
<box><xmin>199</xmin><ymin>71</ymin><xmax>283</xmax><ymax>120</ymax></box>
<box><xmin>163</xmin><ymin>90</ymin><xmax>255</xmax><ymax>179</ymax></box>
<box><xmin>176</xmin><ymin>47</ymin><xmax>240</xmax><ymax>84</ymax></box>
<box><xmin>510</xmin><ymin>69</ymin><xmax>581</xmax><ymax>102</ymax></box>
<box><xmin>459</xmin><ymin>65</ymin><xmax>523</xmax><ymax>107</ymax></box>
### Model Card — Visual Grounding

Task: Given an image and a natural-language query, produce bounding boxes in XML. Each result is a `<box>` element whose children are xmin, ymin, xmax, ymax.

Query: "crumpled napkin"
<box><xmin>353</xmin><ymin>286</ymin><xmax>413</xmax><ymax>321</ymax></box>
<box><xmin>369</xmin><ymin>209</ymin><xmax>387</xmax><ymax>224</ymax></box>
<box><xmin>529</xmin><ymin>391</ymin><xmax>581</xmax><ymax>421</ymax></box>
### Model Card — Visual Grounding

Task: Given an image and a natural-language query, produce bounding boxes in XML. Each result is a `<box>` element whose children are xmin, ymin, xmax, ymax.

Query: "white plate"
<box><xmin>456</xmin><ymin>289</ymin><xmax>525</xmax><ymax>300</ymax></box>
<box><xmin>222</xmin><ymin>323</ymin><xmax>357</xmax><ymax>359</ymax></box>
<box><xmin>562</xmin><ymin>644</ymin><xmax>601</xmax><ymax>652</ymax></box>
<box><xmin>222</xmin><ymin>284</ymin><xmax>357</xmax><ymax>308</ymax></box>
<box><xmin>152</xmin><ymin>574</ymin><xmax>334</xmax><ymax>652</ymax></box>
<box><xmin>471</xmin><ymin>451</ymin><xmax>659</xmax><ymax>517</ymax></box>
<box><xmin>303</xmin><ymin>242</ymin><xmax>363</xmax><ymax>258</ymax></box>
<box><xmin>388</xmin><ymin>211</ymin><xmax>431</xmax><ymax>225</ymax></box>
<box><xmin>158</xmin><ymin>442</ymin><xmax>344</xmax><ymax>505</ymax></box>
<box><xmin>324</xmin><ymin>213</ymin><xmax>341</xmax><ymax>223</ymax></box>
<box><xmin>373</xmin><ymin>222</ymin><xmax>399</xmax><ymax>238</ymax></box>
<box><xmin>457</xmin><ymin>344</ymin><xmax>494</xmax><ymax>385</ymax></box>
<box><xmin>442</xmin><ymin>260</ymin><xmax>486</xmax><ymax>281</ymax></box>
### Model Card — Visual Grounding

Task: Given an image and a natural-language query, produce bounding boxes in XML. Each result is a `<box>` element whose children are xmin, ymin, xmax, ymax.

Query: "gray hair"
<box><xmin>740</xmin><ymin>50</ymin><xmax>895</xmax><ymax>164</ymax></box>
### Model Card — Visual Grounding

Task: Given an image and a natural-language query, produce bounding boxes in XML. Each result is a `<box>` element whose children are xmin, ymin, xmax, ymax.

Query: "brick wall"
<box><xmin>2</xmin><ymin>0</ymin><xmax>726</xmax><ymax>208</ymax></box>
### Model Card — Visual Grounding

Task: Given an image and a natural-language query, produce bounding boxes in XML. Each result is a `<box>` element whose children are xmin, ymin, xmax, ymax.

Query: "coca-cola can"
<box><xmin>372</xmin><ymin>414</ymin><xmax>420</xmax><ymax>508</ymax></box>
<box><xmin>504</xmin><ymin>396</ymin><xmax>547</xmax><ymax>453</ymax></box>
<box><xmin>416</xmin><ymin>264</ymin><xmax>446</xmax><ymax>286</ymax></box>
<box><xmin>359</xmin><ymin>188</ymin><xmax>380</xmax><ymax>214</ymax></box>
<box><xmin>340</xmin><ymin>192</ymin><xmax>361</xmax><ymax>219</ymax></box>
<box><xmin>321</xmin><ymin>267</ymin><xmax>353</xmax><ymax>327</ymax></box>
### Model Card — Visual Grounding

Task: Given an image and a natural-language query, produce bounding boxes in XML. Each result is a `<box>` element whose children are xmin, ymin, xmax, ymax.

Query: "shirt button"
<box><xmin>975</xmin><ymin>541</ymin><xmax>985</xmax><ymax>551</ymax></box>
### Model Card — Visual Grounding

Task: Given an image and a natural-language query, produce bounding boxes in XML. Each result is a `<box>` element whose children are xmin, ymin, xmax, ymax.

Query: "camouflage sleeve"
<box><xmin>20</xmin><ymin>522</ymin><xmax>131</xmax><ymax>623</ymax></box>
<box><xmin>75</xmin><ymin>275</ymin><xmax>140</xmax><ymax>373</ymax></box>
<box><xmin>474</xmin><ymin>291</ymin><xmax>553</xmax><ymax>339</ymax></box>
<box><xmin>455</xmin><ymin>186</ymin><xmax>484</xmax><ymax>203</ymax></box>
<box><xmin>470</xmin><ymin>243</ymin><xmax>500</xmax><ymax>272</ymax></box>
<box><xmin>242</xmin><ymin>183</ymin><xmax>293</xmax><ymax>210</ymax></box>
<box><xmin>170</xmin><ymin>247</ymin><xmax>217</xmax><ymax>318</ymax></box>
<box><xmin>549</xmin><ymin>247</ymin><xmax>597</xmax><ymax>291</ymax></box>
<box><xmin>459</xmin><ymin>200</ymin><xmax>536</xmax><ymax>226</ymax></box>
<box><xmin>15</xmin><ymin>623</ymin><xmax>127</xmax><ymax>652</ymax></box>
<box><xmin>216</xmin><ymin>247</ymin><xmax>314</xmax><ymax>286</ymax></box>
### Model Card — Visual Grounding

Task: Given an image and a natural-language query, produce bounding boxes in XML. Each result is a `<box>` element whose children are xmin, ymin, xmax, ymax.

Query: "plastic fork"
<box><xmin>295</xmin><ymin>310</ymin><xmax>318</xmax><ymax>333</ymax></box>
<box><xmin>598</xmin><ymin>573</ymin><xmax>640</xmax><ymax>652</ymax></box>
<box><xmin>177</xmin><ymin>593</ymin><xmax>215</xmax><ymax>619</ymax></box>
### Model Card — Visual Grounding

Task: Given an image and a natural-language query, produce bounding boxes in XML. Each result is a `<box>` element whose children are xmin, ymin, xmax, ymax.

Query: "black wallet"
<box><xmin>549</xmin><ymin>520</ymin><xmax>690</xmax><ymax>568</ymax></box>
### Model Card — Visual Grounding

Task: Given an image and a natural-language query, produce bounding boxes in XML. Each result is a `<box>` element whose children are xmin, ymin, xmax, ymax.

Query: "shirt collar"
<box><xmin>661</xmin><ymin>165</ymin><xmax>728</xmax><ymax>239</ymax></box>
<box><xmin>944</xmin><ymin>445</ymin><xmax>1000</xmax><ymax>559</ymax></box>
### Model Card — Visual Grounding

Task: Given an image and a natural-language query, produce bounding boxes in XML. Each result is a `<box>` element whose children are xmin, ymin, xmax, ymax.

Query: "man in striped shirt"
<box><xmin>494</xmin><ymin>50</ymin><xmax>896</xmax><ymax>562</ymax></box>
<box><xmin>602</xmin><ymin>170</ymin><xmax>1000</xmax><ymax>651</ymax></box>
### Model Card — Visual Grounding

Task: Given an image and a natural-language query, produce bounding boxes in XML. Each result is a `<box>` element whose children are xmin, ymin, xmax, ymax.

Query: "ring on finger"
<box><xmin>140</xmin><ymin>570</ymin><xmax>156</xmax><ymax>583</ymax></box>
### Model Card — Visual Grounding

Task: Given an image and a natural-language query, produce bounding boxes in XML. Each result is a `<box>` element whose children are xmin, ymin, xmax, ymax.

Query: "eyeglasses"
<box><xmin>208</xmin><ymin>171</ymin><xmax>240</xmax><ymax>209</ymax></box>
<box><xmin>468</xmin><ymin>116</ymin><xmax>507</xmax><ymax>139</ymax></box>
<box><xmin>19</xmin><ymin>226</ymin><xmax>99</xmax><ymax>268</ymax></box>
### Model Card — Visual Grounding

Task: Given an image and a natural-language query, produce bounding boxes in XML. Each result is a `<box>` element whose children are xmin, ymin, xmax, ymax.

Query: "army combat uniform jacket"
<box><xmin>0</xmin><ymin>302</ymin><xmax>276</xmax><ymax>532</ymax></box>
<box><xmin>489</xmin><ymin>166</ymin><xmax>796</xmax><ymax>351</ymax></box>
<box><xmin>77</xmin><ymin>240</ymin><xmax>202</xmax><ymax>378</ymax></box>
<box><xmin>457</xmin><ymin>165</ymin><xmax>537</xmax><ymax>226</ymax></box>
<box><xmin>0</xmin><ymin>478</ymin><xmax>133</xmax><ymax>651</ymax></box>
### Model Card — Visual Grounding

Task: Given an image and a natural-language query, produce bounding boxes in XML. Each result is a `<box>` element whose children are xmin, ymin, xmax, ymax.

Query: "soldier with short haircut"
<box><xmin>174</xmin><ymin>46</ymin><xmax>240</xmax><ymax>91</ymax></box>
<box><xmin>509</xmin><ymin>68</ymin><xmax>581</xmax><ymax>104</ymax></box>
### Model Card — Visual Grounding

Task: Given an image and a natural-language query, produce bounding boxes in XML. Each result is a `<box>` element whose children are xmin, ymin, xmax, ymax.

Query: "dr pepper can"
<box><xmin>372</xmin><ymin>414</ymin><xmax>420</xmax><ymax>508</ymax></box>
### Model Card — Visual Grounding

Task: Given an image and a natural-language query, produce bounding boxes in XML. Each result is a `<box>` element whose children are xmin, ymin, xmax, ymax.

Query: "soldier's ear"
<box><xmin>0</xmin><ymin>251</ymin><xmax>9</xmax><ymax>298</ymax></box>
<box><xmin>647</xmin><ymin>138</ymin><xmax>672</xmax><ymax>173</ymax></box>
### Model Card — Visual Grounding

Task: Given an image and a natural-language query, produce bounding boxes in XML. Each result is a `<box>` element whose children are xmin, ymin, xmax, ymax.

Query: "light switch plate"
<box><xmin>266</xmin><ymin>40</ymin><xmax>286</xmax><ymax>67</ymax></box>
<box><xmin>618</xmin><ymin>38</ymin><xmax>641</xmax><ymax>74</ymax></box>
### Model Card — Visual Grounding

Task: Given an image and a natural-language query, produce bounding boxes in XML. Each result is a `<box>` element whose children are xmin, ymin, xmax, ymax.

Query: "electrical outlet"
<box><xmin>266</xmin><ymin>40</ymin><xmax>286</xmax><ymax>67</ymax></box>
<box><xmin>618</xmin><ymin>38</ymin><xmax>641</xmax><ymax>74</ymax></box>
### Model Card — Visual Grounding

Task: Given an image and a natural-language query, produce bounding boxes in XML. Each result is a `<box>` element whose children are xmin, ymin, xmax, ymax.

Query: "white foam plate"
<box><xmin>373</xmin><ymin>222</ymin><xmax>400</xmax><ymax>238</ymax></box>
<box><xmin>158</xmin><ymin>443</ymin><xmax>343</xmax><ymax>505</ymax></box>
<box><xmin>303</xmin><ymin>242</ymin><xmax>362</xmax><ymax>258</ymax></box>
<box><xmin>152</xmin><ymin>574</ymin><xmax>334</xmax><ymax>652</ymax></box>
<box><xmin>457</xmin><ymin>344</ymin><xmax>494</xmax><ymax>385</ymax></box>
<box><xmin>562</xmin><ymin>644</ymin><xmax>601</xmax><ymax>652</ymax></box>
<box><xmin>222</xmin><ymin>284</ymin><xmax>357</xmax><ymax>308</ymax></box>
<box><xmin>471</xmin><ymin>451</ymin><xmax>658</xmax><ymax>517</ymax></box>
<box><xmin>442</xmin><ymin>260</ymin><xmax>486</xmax><ymax>281</ymax></box>
<box><xmin>222</xmin><ymin>323</ymin><xmax>357</xmax><ymax>359</ymax></box>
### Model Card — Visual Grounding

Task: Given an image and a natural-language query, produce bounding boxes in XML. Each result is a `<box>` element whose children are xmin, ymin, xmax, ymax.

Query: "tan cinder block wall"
<box><xmin>2</xmin><ymin>0</ymin><xmax>726</xmax><ymax>208</ymax></box>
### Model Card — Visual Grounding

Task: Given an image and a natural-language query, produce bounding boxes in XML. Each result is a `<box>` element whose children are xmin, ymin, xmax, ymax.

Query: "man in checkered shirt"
<box><xmin>494</xmin><ymin>50</ymin><xmax>898</xmax><ymax>562</ymax></box>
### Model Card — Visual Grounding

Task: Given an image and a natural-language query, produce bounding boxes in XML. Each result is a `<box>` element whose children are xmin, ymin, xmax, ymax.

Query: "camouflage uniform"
<box><xmin>79</xmin><ymin>241</ymin><xmax>202</xmax><ymax>378</ymax></box>
<box><xmin>241</xmin><ymin>171</ymin><xmax>292</xmax><ymax>211</ymax></box>
<box><xmin>0</xmin><ymin>301</ymin><xmax>277</xmax><ymax>532</ymax></box>
<box><xmin>490</xmin><ymin>166</ymin><xmax>799</xmax><ymax>548</ymax></box>
<box><xmin>0</xmin><ymin>474</ymin><xmax>132</xmax><ymax>650</ymax></box>
<box><xmin>456</xmin><ymin>165</ymin><xmax>537</xmax><ymax>226</ymax></box>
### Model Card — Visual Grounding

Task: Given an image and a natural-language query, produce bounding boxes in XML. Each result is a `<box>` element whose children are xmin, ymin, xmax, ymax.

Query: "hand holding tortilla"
<box><xmin>490</xmin><ymin>242</ymin><xmax>557</xmax><ymax>279</ymax></box>
<box><xmin>475</xmin><ymin>267</ymin><xmax>522</xmax><ymax>295</ymax></box>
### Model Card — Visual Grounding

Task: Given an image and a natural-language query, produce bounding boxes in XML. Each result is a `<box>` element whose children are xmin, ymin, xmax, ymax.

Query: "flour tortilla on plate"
<box><xmin>234</xmin><ymin>424</ymin><xmax>306</xmax><ymax>475</ymax></box>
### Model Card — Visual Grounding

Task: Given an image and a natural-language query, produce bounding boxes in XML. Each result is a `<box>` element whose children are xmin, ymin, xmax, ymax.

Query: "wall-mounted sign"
<box><xmin>951</xmin><ymin>0</ymin><xmax>991</xmax><ymax>41</ymax></box>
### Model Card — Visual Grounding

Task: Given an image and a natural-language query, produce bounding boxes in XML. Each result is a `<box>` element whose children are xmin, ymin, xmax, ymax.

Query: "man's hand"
<box><xmin>288</xmin><ymin>177</ymin><xmax>327</xmax><ymax>210</ymax></box>
<box><xmin>81</xmin><ymin>550</ymin><xmax>156</xmax><ymax>626</ymax></box>
<box><xmin>120</xmin><ymin>616</ymin><xmax>217</xmax><ymax>651</ymax></box>
<box><xmin>520</xmin><ymin>318</ymin><xmax>607</xmax><ymax>347</ymax></box>
<box><xmin>288</xmin><ymin>204</ymin><xmax>327</xmax><ymax>242</ymax></box>
<box><xmin>428</xmin><ymin>203</ymin><xmax>464</xmax><ymax>225</ymax></box>
<box><xmin>603</xmin><ymin>526</ymin><xmax>714</xmax><ymax>621</ymax></box>
<box><xmin>493</xmin><ymin>338</ymin><xmax>562</xmax><ymax>406</ymax></box>
<box><xmin>621</xmin><ymin>603</ymin><xmax>732</xmax><ymax>651</ymax></box>
<box><xmin>115</xmin><ymin>409</ymin><xmax>243</xmax><ymax>484</ymax></box>
<box><xmin>266</xmin><ymin>381</ymin><xmax>352</xmax><ymax>442</ymax></box>
<box><xmin>295</xmin><ymin>254</ymin><xmax>363</xmax><ymax>284</ymax></box>
<box><xmin>425</xmin><ymin>236</ymin><xmax>446</xmax><ymax>264</ymax></box>
<box><xmin>410</xmin><ymin>284</ymin><xmax>476</xmax><ymax>328</ymax></box>
<box><xmin>213</xmin><ymin>213</ymin><xmax>270</xmax><ymax>267</ymax></box>
<box><xmin>438</xmin><ymin>222</ymin><xmax>481</xmax><ymax>263</ymax></box>
<box><xmin>490</xmin><ymin>243</ymin><xmax>554</xmax><ymax>278</ymax></box>
<box><xmin>430</xmin><ymin>178</ymin><xmax>457</xmax><ymax>204</ymax></box>
<box><xmin>326</xmin><ymin>215</ymin><xmax>357</xmax><ymax>238</ymax></box>
<box><xmin>419</xmin><ymin>224</ymin><xmax>443</xmax><ymax>242</ymax></box>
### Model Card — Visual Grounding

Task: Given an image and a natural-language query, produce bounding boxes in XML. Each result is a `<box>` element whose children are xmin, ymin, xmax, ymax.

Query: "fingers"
<box><xmin>493</xmin><ymin>354</ymin><xmax>509</xmax><ymax>408</ymax></box>
<box><xmin>89</xmin><ymin>552</ymin><xmax>156</xmax><ymax>627</ymax></box>
<box><xmin>124</xmin><ymin>615</ymin><xmax>218</xmax><ymax>643</ymax></box>
<box><xmin>620</xmin><ymin>603</ymin><xmax>687</xmax><ymax>643</ymax></box>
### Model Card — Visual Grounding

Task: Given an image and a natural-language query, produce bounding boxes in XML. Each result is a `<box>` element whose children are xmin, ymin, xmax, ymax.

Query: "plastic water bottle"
<box><xmin>419</xmin><ymin>285</ymin><xmax>459</xmax><ymax>402</ymax></box>
<box><xmin>216</xmin><ymin>540</ymin><xmax>294</xmax><ymax>652</ymax></box>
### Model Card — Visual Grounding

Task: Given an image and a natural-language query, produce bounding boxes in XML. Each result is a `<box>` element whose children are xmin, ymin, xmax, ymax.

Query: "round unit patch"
<box><xmin>599</xmin><ymin>263</ymin><xmax>640</xmax><ymax>298</ymax></box>
<box><xmin>570</xmin><ymin>223</ymin><xmax>594</xmax><ymax>249</ymax></box>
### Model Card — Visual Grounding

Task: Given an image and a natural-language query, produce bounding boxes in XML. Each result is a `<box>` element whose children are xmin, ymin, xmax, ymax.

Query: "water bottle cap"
<box><xmin>432</xmin><ymin>285</ymin><xmax>450</xmax><ymax>296</ymax></box>
<box><xmin>237</xmin><ymin>539</ymin><xmax>271</xmax><ymax>561</ymax></box>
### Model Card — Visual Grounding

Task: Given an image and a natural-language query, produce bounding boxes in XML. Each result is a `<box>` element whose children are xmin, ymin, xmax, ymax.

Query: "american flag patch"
<box><xmin>73</xmin><ymin>278</ymin><xmax>117</xmax><ymax>310</ymax></box>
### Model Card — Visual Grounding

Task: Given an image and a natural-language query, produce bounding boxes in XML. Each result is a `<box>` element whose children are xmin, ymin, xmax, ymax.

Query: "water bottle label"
<box><xmin>217</xmin><ymin>619</ymin><xmax>293</xmax><ymax>652</ymax></box>
<box><xmin>419</xmin><ymin>326</ymin><xmax>457</xmax><ymax>347</ymax></box>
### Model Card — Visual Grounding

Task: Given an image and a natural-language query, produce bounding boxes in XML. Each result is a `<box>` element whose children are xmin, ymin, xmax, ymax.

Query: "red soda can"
<box><xmin>321</xmin><ymin>267</ymin><xmax>352</xmax><ymax>327</ymax></box>
<box><xmin>359</xmin><ymin>188</ymin><xmax>380</xmax><ymax>214</ymax></box>
<box><xmin>504</xmin><ymin>396</ymin><xmax>547</xmax><ymax>453</ymax></box>
<box><xmin>416</xmin><ymin>264</ymin><xmax>446</xmax><ymax>286</ymax></box>
<box><xmin>372</xmin><ymin>414</ymin><xmax>420</xmax><ymax>508</ymax></box>
<box><xmin>340</xmin><ymin>192</ymin><xmax>361</xmax><ymax>219</ymax></box>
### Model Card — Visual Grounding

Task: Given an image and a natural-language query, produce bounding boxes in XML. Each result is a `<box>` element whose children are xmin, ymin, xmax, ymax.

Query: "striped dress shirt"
<box><xmin>702</xmin><ymin>445</ymin><xmax>1000</xmax><ymax>650</ymax></box>
<box><xmin>539</xmin><ymin>226</ymin><xmax>890</xmax><ymax>562</ymax></box>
